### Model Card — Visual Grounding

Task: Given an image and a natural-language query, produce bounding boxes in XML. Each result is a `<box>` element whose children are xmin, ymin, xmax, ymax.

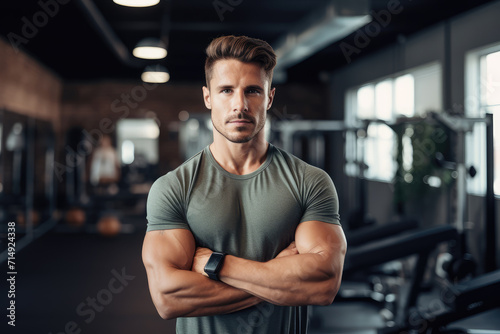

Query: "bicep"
<box><xmin>142</xmin><ymin>228</ymin><xmax>196</xmax><ymax>274</ymax></box>
<box><xmin>295</xmin><ymin>221</ymin><xmax>347</xmax><ymax>269</ymax></box>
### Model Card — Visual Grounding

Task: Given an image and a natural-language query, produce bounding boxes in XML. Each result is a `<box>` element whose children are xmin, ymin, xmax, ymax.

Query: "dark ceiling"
<box><xmin>0</xmin><ymin>0</ymin><xmax>496</xmax><ymax>84</ymax></box>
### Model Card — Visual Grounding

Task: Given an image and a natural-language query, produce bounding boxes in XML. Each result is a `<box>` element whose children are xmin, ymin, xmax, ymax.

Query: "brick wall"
<box><xmin>0</xmin><ymin>37</ymin><xmax>62</xmax><ymax>129</ymax></box>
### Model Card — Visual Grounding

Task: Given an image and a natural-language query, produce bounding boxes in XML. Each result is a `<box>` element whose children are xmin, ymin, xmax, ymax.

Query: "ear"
<box><xmin>266</xmin><ymin>87</ymin><xmax>276</xmax><ymax>110</ymax></box>
<box><xmin>202</xmin><ymin>86</ymin><xmax>211</xmax><ymax>110</ymax></box>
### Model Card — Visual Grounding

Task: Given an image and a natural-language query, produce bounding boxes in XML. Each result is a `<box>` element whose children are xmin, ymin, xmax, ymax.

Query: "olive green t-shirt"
<box><xmin>146</xmin><ymin>144</ymin><xmax>340</xmax><ymax>334</ymax></box>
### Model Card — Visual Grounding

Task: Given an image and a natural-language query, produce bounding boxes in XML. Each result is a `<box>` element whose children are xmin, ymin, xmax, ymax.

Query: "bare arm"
<box><xmin>193</xmin><ymin>221</ymin><xmax>347</xmax><ymax>306</ymax></box>
<box><xmin>142</xmin><ymin>229</ymin><xmax>261</xmax><ymax>320</ymax></box>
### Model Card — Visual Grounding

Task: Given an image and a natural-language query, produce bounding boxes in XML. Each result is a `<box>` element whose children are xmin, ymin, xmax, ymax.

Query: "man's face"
<box><xmin>203</xmin><ymin>59</ymin><xmax>275</xmax><ymax>144</ymax></box>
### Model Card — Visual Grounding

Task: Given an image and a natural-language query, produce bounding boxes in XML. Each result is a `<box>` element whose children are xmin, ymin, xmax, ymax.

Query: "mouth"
<box><xmin>229</xmin><ymin>120</ymin><xmax>251</xmax><ymax>124</ymax></box>
<box><xmin>227</xmin><ymin>118</ymin><xmax>253</xmax><ymax>125</ymax></box>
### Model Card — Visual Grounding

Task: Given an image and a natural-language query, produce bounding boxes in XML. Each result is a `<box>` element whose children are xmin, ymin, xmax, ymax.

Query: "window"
<box><xmin>116</xmin><ymin>118</ymin><xmax>160</xmax><ymax>166</ymax></box>
<box><xmin>465</xmin><ymin>45</ymin><xmax>500</xmax><ymax>196</ymax></box>
<box><xmin>345</xmin><ymin>62</ymin><xmax>442</xmax><ymax>181</ymax></box>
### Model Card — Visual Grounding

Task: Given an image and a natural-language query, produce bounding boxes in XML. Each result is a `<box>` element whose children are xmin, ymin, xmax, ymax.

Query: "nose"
<box><xmin>232</xmin><ymin>90</ymin><xmax>248</xmax><ymax>113</ymax></box>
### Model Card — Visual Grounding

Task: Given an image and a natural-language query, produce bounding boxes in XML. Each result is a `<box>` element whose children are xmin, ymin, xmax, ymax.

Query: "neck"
<box><xmin>210</xmin><ymin>135</ymin><xmax>269</xmax><ymax>175</ymax></box>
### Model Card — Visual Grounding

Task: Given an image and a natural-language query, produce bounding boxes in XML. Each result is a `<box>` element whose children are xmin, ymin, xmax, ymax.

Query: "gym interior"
<box><xmin>1</xmin><ymin>0</ymin><xmax>499</xmax><ymax>333</ymax></box>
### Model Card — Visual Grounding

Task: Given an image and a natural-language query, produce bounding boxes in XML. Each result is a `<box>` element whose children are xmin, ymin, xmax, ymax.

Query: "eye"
<box><xmin>246</xmin><ymin>89</ymin><xmax>261</xmax><ymax>94</ymax></box>
<box><xmin>221</xmin><ymin>88</ymin><xmax>232</xmax><ymax>94</ymax></box>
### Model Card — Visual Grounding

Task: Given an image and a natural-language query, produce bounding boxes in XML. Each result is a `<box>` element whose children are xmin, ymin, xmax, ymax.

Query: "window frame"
<box><xmin>465</xmin><ymin>43</ymin><xmax>500</xmax><ymax>197</ymax></box>
<box><xmin>344</xmin><ymin>62</ymin><xmax>443</xmax><ymax>182</ymax></box>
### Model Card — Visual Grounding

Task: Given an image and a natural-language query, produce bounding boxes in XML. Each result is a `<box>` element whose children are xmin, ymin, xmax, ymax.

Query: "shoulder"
<box><xmin>156</xmin><ymin>149</ymin><xmax>205</xmax><ymax>182</ymax></box>
<box><xmin>272</xmin><ymin>146</ymin><xmax>340</xmax><ymax>225</ymax></box>
<box><xmin>146</xmin><ymin>150</ymin><xmax>208</xmax><ymax>227</ymax></box>
<box><xmin>271</xmin><ymin>145</ymin><xmax>333</xmax><ymax>184</ymax></box>
<box><xmin>149</xmin><ymin>148</ymin><xmax>206</xmax><ymax>197</ymax></box>
<box><xmin>271</xmin><ymin>145</ymin><xmax>308</xmax><ymax>171</ymax></box>
<box><xmin>170</xmin><ymin>148</ymin><xmax>206</xmax><ymax>178</ymax></box>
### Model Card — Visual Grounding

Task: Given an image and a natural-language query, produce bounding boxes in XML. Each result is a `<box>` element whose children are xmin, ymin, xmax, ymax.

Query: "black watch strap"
<box><xmin>204</xmin><ymin>252</ymin><xmax>226</xmax><ymax>281</ymax></box>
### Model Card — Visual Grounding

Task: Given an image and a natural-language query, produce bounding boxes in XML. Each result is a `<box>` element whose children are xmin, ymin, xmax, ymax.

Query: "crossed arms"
<box><xmin>142</xmin><ymin>220</ymin><xmax>347</xmax><ymax>320</ymax></box>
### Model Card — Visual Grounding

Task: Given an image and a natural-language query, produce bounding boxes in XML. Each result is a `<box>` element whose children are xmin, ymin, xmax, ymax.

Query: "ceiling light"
<box><xmin>133</xmin><ymin>38</ymin><xmax>167</xmax><ymax>59</ymax></box>
<box><xmin>113</xmin><ymin>0</ymin><xmax>160</xmax><ymax>7</ymax></box>
<box><xmin>141</xmin><ymin>65</ymin><xmax>170</xmax><ymax>83</ymax></box>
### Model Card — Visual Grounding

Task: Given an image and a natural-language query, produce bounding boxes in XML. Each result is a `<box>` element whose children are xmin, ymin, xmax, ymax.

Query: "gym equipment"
<box><xmin>389</xmin><ymin>269</ymin><xmax>500</xmax><ymax>334</ymax></box>
<box><xmin>64</xmin><ymin>126</ymin><xmax>88</xmax><ymax>206</ymax></box>
<box><xmin>345</xmin><ymin>218</ymin><xmax>419</xmax><ymax>247</ymax></box>
<box><xmin>6</xmin><ymin>121</ymin><xmax>26</xmax><ymax>195</ymax></box>
<box><xmin>0</xmin><ymin>111</ymin><xmax>58</xmax><ymax>262</ymax></box>
<box><xmin>431</xmin><ymin>112</ymin><xmax>496</xmax><ymax>275</ymax></box>
<box><xmin>272</xmin><ymin>120</ymin><xmax>347</xmax><ymax>155</ymax></box>
<box><xmin>177</xmin><ymin>113</ymin><xmax>213</xmax><ymax>162</ymax></box>
<box><xmin>336</xmin><ymin>219</ymin><xmax>421</xmax><ymax>321</ymax></box>
<box><xmin>310</xmin><ymin>224</ymin><xmax>459</xmax><ymax>332</ymax></box>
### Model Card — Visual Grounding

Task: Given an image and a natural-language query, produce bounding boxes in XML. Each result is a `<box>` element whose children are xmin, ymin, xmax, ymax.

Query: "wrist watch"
<box><xmin>204</xmin><ymin>252</ymin><xmax>226</xmax><ymax>281</ymax></box>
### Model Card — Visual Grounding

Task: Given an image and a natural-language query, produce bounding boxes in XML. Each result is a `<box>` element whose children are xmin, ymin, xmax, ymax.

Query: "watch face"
<box><xmin>205</xmin><ymin>252</ymin><xmax>225</xmax><ymax>280</ymax></box>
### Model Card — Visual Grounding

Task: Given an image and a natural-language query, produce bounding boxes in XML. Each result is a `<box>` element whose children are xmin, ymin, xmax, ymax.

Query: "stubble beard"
<box><xmin>212</xmin><ymin>115</ymin><xmax>266</xmax><ymax>144</ymax></box>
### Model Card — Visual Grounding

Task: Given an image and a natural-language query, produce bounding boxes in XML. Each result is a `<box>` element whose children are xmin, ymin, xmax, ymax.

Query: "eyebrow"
<box><xmin>215</xmin><ymin>84</ymin><xmax>264</xmax><ymax>91</ymax></box>
<box><xmin>215</xmin><ymin>84</ymin><xmax>234</xmax><ymax>91</ymax></box>
<box><xmin>246</xmin><ymin>85</ymin><xmax>264</xmax><ymax>92</ymax></box>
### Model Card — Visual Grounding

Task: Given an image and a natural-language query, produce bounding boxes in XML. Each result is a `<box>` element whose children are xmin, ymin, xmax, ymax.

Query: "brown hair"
<box><xmin>204</xmin><ymin>35</ymin><xmax>277</xmax><ymax>88</ymax></box>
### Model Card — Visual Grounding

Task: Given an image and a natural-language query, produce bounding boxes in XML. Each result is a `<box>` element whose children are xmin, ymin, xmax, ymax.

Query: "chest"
<box><xmin>186</xmin><ymin>170</ymin><xmax>303</xmax><ymax>260</ymax></box>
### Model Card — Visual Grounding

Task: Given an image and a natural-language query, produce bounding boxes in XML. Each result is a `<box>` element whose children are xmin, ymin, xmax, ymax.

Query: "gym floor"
<box><xmin>1</xmin><ymin>221</ymin><xmax>176</xmax><ymax>334</ymax></box>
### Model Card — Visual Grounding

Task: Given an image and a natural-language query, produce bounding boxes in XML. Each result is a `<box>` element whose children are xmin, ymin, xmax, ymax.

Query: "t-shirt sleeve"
<box><xmin>146</xmin><ymin>172</ymin><xmax>190</xmax><ymax>232</ymax></box>
<box><xmin>300</xmin><ymin>165</ymin><xmax>341</xmax><ymax>225</ymax></box>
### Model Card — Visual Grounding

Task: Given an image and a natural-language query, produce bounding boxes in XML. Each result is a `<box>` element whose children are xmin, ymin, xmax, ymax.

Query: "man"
<box><xmin>142</xmin><ymin>35</ymin><xmax>347</xmax><ymax>334</ymax></box>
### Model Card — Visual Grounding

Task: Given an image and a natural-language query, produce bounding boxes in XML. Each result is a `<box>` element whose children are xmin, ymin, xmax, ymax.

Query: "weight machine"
<box><xmin>0</xmin><ymin>110</ymin><xmax>57</xmax><ymax>262</ymax></box>
<box><xmin>430</xmin><ymin>112</ymin><xmax>496</xmax><ymax>274</ymax></box>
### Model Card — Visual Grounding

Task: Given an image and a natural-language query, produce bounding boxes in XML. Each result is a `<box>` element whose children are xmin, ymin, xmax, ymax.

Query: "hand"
<box><xmin>191</xmin><ymin>247</ymin><xmax>213</xmax><ymax>276</ymax></box>
<box><xmin>275</xmin><ymin>241</ymin><xmax>298</xmax><ymax>258</ymax></box>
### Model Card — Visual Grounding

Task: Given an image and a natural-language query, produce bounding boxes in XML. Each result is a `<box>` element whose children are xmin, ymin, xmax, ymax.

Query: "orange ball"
<box><xmin>17</xmin><ymin>210</ymin><xmax>41</xmax><ymax>227</ymax></box>
<box><xmin>97</xmin><ymin>215</ymin><xmax>122</xmax><ymax>237</ymax></box>
<box><xmin>65</xmin><ymin>208</ymin><xmax>86</xmax><ymax>227</ymax></box>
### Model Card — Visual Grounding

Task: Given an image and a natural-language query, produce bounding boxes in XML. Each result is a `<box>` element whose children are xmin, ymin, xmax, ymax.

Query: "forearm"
<box><xmin>191</xmin><ymin>223</ymin><xmax>346</xmax><ymax>307</ymax></box>
<box><xmin>150</xmin><ymin>267</ymin><xmax>261</xmax><ymax>319</ymax></box>
<box><xmin>219</xmin><ymin>252</ymin><xmax>340</xmax><ymax>306</ymax></box>
<box><xmin>143</xmin><ymin>229</ymin><xmax>262</xmax><ymax>320</ymax></box>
